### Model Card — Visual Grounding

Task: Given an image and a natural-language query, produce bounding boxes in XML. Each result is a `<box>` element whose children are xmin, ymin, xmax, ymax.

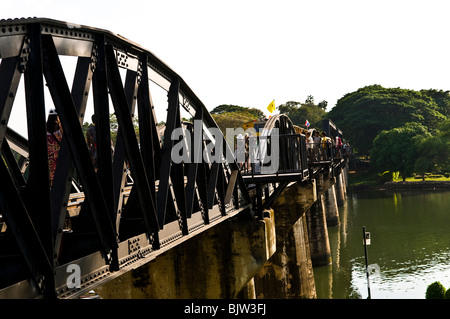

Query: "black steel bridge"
<box><xmin>0</xmin><ymin>18</ymin><xmax>347</xmax><ymax>299</ymax></box>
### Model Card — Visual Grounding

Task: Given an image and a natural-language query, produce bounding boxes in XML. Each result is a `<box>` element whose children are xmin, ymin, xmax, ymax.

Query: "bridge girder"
<box><xmin>0</xmin><ymin>18</ymin><xmax>251</xmax><ymax>298</ymax></box>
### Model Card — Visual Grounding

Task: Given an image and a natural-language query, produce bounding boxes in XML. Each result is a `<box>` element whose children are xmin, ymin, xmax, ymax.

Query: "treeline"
<box><xmin>326</xmin><ymin>85</ymin><xmax>449</xmax><ymax>180</ymax></box>
<box><xmin>277</xmin><ymin>95</ymin><xmax>328</xmax><ymax>128</ymax></box>
<box><xmin>327</xmin><ymin>85</ymin><xmax>448</xmax><ymax>154</ymax></box>
<box><xmin>210</xmin><ymin>104</ymin><xmax>265</xmax><ymax>134</ymax></box>
<box><xmin>211</xmin><ymin>96</ymin><xmax>328</xmax><ymax>134</ymax></box>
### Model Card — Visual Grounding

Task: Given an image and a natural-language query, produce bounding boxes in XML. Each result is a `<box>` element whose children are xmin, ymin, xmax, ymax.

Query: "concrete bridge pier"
<box><xmin>94</xmin><ymin>209</ymin><xmax>277</xmax><ymax>299</ymax></box>
<box><xmin>324</xmin><ymin>183</ymin><xmax>340</xmax><ymax>227</ymax></box>
<box><xmin>305</xmin><ymin>194</ymin><xmax>332</xmax><ymax>267</ymax></box>
<box><xmin>253</xmin><ymin>181</ymin><xmax>317</xmax><ymax>299</ymax></box>
<box><xmin>236</xmin><ymin>278</ymin><xmax>256</xmax><ymax>299</ymax></box>
<box><xmin>335</xmin><ymin>168</ymin><xmax>348</xmax><ymax>206</ymax></box>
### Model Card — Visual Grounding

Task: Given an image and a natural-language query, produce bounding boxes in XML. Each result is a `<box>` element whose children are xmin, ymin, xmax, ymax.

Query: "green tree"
<box><xmin>415</xmin><ymin>119</ymin><xmax>450</xmax><ymax>177</ymax></box>
<box><xmin>327</xmin><ymin>85</ymin><xmax>447</xmax><ymax>155</ymax></box>
<box><xmin>82</xmin><ymin>121</ymin><xmax>90</xmax><ymax>137</ymax></box>
<box><xmin>211</xmin><ymin>110</ymin><xmax>258</xmax><ymax>136</ymax></box>
<box><xmin>318</xmin><ymin>100</ymin><xmax>328</xmax><ymax>110</ymax></box>
<box><xmin>414</xmin><ymin>135</ymin><xmax>449</xmax><ymax>179</ymax></box>
<box><xmin>83</xmin><ymin>113</ymin><xmax>139</xmax><ymax>145</ymax></box>
<box><xmin>211</xmin><ymin>104</ymin><xmax>264</xmax><ymax>119</ymax></box>
<box><xmin>426</xmin><ymin>281</ymin><xmax>446</xmax><ymax>299</ymax></box>
<box><xmin>420</xmin><ymin>89</ymin><xmax>450</xmax><ymax>118</ymax></box>
<box><xmin>438</xmin><ymin>119</ymin><xmax>450</xmax><ymax>140</ymax></box>
<box><xmin>370</xmin><ymin>122</ymin><xmax>430</xmax><ymax>181</ymax></box>
<box><xmin>436</xmin><ymin>119</ymin><xmax>450</xmax><ymax>171</ymax></box>
<box><xmin>278</xmin><ymin>96</ymin><xmax>327</xmax><ymax>128</ymax></box>
<box><xmin>445</xmin><ymin>288</ymin><xmax>450</xmax><ymax>299</ymax></box>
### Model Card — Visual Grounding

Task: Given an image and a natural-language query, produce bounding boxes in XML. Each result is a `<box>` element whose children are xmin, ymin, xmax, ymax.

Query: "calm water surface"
<box><xmin>314</xmin><ymin>189</ymin><xmax>450</xmax><ymax>299</ymax></box>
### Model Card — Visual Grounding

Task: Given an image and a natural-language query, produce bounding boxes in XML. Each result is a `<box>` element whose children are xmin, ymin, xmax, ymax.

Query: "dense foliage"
<box><xmin>210</xmin><ymin>105</ymin><xmax>265</xmax><ymax>136</ymax></box>
<box><xmin>414</xmin><ymin>120</ymin><xmax>450</xmax><ymax>177</ymax></box>
<box><xmin>210</xmin><ymin>104</ymin><xmax>264</xmax><ymax>118</ymax></box>
<box><xmin>370</xmin><ymin>119</ymin><xmax>450</xmax><ymax>180</ymax></box>
<box><xmin>327</xmin><ymin>85</ymin><xmax>448</xmax><ymax>155</ymax></box>
<box><xmin>277</xmin><ymin>95</ymin><xmax>327</xmax><ymax>128</ymax></box>
<box><xmin>445</xmin><ymin>287</ymin><xmax>450</xmax><ymax>299</ymax></box>
<box><xmin>426</xmin><ymin>281</ymin><xmax>446</xmax><ymax>299</ymax></box>
<box><xmin>370</xmin><ymin>122</ymin><xmax>429</xmax><ymax>181</ymax></box>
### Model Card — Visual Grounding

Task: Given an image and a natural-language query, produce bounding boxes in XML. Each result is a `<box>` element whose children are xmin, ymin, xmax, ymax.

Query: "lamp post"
<box><xmin>363</xmin><ymin>226</ymin><xmax>371</xmax><ymax>299</ymax></box>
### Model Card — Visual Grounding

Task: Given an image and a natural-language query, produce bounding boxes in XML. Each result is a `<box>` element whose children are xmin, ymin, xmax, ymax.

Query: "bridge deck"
<box><xmin>242</xmin><ymin>171</ymin><xmax>307</xmax><ymax>183</ymax></box>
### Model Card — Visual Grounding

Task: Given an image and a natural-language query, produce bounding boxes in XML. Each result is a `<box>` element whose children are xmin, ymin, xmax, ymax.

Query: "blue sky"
<box><xmin>2</xmin><ymin>0</ymin><xmax>450</xmax><ymax>134</ymax></box>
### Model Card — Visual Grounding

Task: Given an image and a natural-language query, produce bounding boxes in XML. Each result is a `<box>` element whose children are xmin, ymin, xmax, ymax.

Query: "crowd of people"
<box><xmin>233</xmin><ymin>126</ymin><xmax>352</xmax><ymax>175</ymax></box>
<box><xmin>302</xmin><ymin>128</ymin><xmax>351</xmax><ymax>162</ymax></box>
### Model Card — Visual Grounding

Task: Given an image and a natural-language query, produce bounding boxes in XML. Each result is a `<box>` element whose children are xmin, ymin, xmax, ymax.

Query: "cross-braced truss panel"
<box><xmin>0</xmin><ymin>18</ymin><xmax>251</xmax><ymax>298</ymax></box>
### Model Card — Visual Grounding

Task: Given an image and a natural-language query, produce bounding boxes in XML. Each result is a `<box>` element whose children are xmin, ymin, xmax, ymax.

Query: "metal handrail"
<box><xmin>239</xmin><ymin>134</ymin><xmax>307</xmax><ymax>176</ymax></box>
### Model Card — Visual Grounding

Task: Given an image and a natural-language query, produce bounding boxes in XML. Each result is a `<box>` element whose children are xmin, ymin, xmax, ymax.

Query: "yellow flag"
<box><xmin>267</xmin><ymin>99</ymin><xmax>275</xmax><ymax>113</ymax></box>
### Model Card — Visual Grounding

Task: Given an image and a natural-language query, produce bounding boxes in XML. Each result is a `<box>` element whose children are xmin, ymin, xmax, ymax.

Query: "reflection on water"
<box><xmin>314</xmin><ymin>189</ymin><xmax>450</xmax><ymax>299</ymax></box>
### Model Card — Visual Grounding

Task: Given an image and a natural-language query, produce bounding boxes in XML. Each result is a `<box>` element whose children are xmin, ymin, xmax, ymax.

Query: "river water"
<box><xmin>314</xmin><ymin>189</ymin><xmax>450</xmax><ymax>299</ymax></box>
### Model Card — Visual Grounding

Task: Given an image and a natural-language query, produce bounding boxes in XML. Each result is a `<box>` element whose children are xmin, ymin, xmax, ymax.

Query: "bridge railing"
<box><xmin>306</xmin><ymin>142</ymin><xmax>346</xmax><ymax>163</ymax></box>
<box><xmin>240</xmin><ymin>133</ymin><xmax>309</xmax><ymax>181</ymax></box>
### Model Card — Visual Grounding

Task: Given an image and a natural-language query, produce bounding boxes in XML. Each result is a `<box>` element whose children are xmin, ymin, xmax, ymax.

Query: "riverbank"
<box><xmin>382</xmin><ymin>180</ymin><xmax>450</xmax><ymax>190</ymax></box>
<box><xmin>347</xmin><ymin>168</ymin><xmax>450</xmax><ymax>192</ymax></box>
<box><xmin>348</xmin><ymin>179</ymin><xmax>450</xmax><ymax>192</ymax></box>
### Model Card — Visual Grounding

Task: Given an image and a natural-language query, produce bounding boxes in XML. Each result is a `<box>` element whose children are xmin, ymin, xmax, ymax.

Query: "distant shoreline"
<box><xmin>348</xmin><ymin>180</ymin><xmax>450</xmax><ymax>192</ymax></box>
<box><xmin>382</xmin><ymin>180</ymin><xmax>450</xmax><ymax>190</ymax></box>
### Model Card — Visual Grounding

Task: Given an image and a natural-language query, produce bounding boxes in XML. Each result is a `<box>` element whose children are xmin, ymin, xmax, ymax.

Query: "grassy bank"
<box><xmin>347</xmin><ymin>167</ymin><xmax>450</xmax><ymax>190</ymax></box>
<box><xmin>347</xmin><ymin>167</ymin><xmax>378</xmax><ymax>187</ymax></box>
<box><xmin>393</xmin><ymin>175</ymin><xmax>450</xmax><ymax>182</ymax></box>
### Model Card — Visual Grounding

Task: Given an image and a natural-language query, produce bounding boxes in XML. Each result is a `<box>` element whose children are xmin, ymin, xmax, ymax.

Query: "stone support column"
<box><xmin>253</xmin><ymin>181</ymin><xmax>317</xmax><ymax>299</ymax></box>
<box><xmin>324</xmin><ymin>183</ymin><xmax>340</xmax><ymax>227</ymax></box>
<box><xmin>236</xmin><ymin>278</ymin><xmax>256</xmax><ymax>299</ymax></box>
<box><xmin>306</xmin><ymin>194</ymin><xmax>332</xmax><ymax>267</ymax></box>
<box><xmin>335</xmin><ymin>170</ymin><xmax>346</xmax><ymax>206</ymax></box>
<box><xmin>95</xmin><ymin>209</ymin><xmax>276</xmax><ymax>299</ymax></box>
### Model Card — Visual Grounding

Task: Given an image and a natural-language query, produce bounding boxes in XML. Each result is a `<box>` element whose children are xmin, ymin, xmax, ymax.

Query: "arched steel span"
<box><xmin>261</xmin><ymin>114</ymin><xmax>305</xmax><ymax>173</ymax></box>
<box><xmin>0</xmin><ymin>18</ymin><xmax>347</xmax><ymax>299</ymax></box>
<box><xmin>263</xmin><ymin>113</ymin><xmax>296</xmax><ymax>135</ymax></box>
<box><xmin>240</xmin><ymin>114</ymin><xmax>310</xmax><ymax>217</ymax></box>
<box><xmin>0</xmin><ymin>17</ymin><xmax>252</xmax><ymax>298</ymax></box>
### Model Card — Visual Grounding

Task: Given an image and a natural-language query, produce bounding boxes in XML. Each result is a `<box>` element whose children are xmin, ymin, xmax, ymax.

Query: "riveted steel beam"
<box><xmin>0</xmin><ymin>18</ymin><xmax>258</xmax><ymax>298</ymax></box>
<box><xmin>42</xmin><ymin>34</ymin><xmax>118</xmax><ymax>260</ymax></box>
<box><xmin>105</xmin><ymin>43</ymin><xmax>160</xmax><ymax>249</ymax></box>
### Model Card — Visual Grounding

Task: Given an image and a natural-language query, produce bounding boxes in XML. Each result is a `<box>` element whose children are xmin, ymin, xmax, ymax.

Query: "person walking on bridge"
<box><xmin>306</xmin><ymin>131</ymin><xmax>314</xmax><ymax>161</ymax></box>
<box><xmin>313</xmin><ymin>130</ymin><xmax>321</xmax><ymax>161</ymax></box>
<box><xmin>46</xmin><ymin>108</ymin><xmax>63</xmax><ymax>186</ymax></box>
<box><xmin>86</xmin><ymin>115</ymin><xmax>98</xmax><ymax>172</ymax></box>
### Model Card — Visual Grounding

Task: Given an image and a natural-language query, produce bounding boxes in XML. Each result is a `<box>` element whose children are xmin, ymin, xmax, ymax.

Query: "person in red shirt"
<box><xmin>46</xmin><ymin>108</ymin><xmax>63</xmax><ymax>186</ymax></box>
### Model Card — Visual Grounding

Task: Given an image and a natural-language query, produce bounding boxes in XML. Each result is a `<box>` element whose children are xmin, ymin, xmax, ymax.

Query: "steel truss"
<box><xmin>0</xmin><ymin>18</ymin><xmax>251</xmax><ymax>298</ymax></box>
